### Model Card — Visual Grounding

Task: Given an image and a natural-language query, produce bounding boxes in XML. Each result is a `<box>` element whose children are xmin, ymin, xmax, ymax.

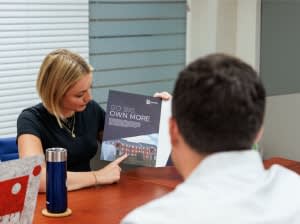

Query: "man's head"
<box><xmin>170</xmin><ymin>53</ymin><xmax>266</xmax><ymax>160</ymax></box>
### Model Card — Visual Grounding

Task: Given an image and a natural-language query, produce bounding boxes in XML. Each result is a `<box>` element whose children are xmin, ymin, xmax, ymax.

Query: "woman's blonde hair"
<box><xmin>36</xmin><ymin>49</ymin><xmax>92</xmax><ymax>122</ymax></box>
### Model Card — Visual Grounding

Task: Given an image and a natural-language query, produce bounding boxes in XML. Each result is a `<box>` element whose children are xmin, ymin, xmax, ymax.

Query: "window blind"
<box><xmin>0</xmin><ymin>0</ymin><xmax>89</xmax><ymax>137</ymax></box>
<box><xmin>89</xmin><ymin>0</ymin><xmax>187</xmax><ymax>108</ymax></box>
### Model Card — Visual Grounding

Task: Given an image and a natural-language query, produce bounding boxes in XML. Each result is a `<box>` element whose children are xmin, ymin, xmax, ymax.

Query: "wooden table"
<box><xmin>263</xmin><ymin>157</ymin><xmax>300</xmax><ymax>174</ymax></box>
<box><xmin>33</xmin><ymin>158</ymin><xmax>300</xmax><ymax>223</ymax></box>
<box><xmin>33</xmin><ymin>167</ymin><xmax>183</xmax><ymax>224</ymax></box>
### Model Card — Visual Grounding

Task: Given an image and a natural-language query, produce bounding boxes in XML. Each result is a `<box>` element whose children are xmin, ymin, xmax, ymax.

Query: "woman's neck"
<box><xmin>42</xmin><ymin>103</ymin><xmax>74</xmax><ymax>119</ymax></box>
<box><xmin>60</xmin><ymin>111</ymin><xmax>75</xmax><ymax>119</ymax></box>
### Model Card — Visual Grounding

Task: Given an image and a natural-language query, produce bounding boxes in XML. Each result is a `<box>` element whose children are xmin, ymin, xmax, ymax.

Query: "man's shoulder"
<box><xmin>267</xmin><ymin>163</ymin><xmax>300</xmax><ymax>183</ymax></box>
<box><xmin>121</xmin><ymin>188</ymin><xmax>190</xmax><ymax>224</ymax></box>
<box><xmin>121</xmin><ymin>199</ymin><xmax>174</xmax><ymax>224</ymax></box>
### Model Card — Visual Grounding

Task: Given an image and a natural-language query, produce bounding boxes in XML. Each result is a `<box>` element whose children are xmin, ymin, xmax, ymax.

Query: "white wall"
<box><xmin>186</xmin><ymin>0</ymin><xmax>218</xmax><ymax>63</ymax></box>
<box><xmin>236</xmin><ymin>0</ymin><xmax>261</xmax><ymax>70</ymax></box>
<box><xmin>187</xmin><ymin>0</ymin><xmax>300</xmax><ymax>160</ymax></box>
<box><xmin>186</xmin><ymin>0</ymin><xmax>259</xmax><ymax>67</ymax></box>
<box><xmin>263</xmin><ymin>94</ymin><xmax>300</xmax><ymax>160</ymax></box>
<box><xmin>216</xmin><ymin>0</ymin><xmax>237</xmax><ymax>56</ymax></box>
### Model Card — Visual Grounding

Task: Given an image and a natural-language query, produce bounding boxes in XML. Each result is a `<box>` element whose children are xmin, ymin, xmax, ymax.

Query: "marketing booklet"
<box><xmin>100</xmin><ymin>90</ymin><xmax>171</xmax><ymax>167</ymax></box>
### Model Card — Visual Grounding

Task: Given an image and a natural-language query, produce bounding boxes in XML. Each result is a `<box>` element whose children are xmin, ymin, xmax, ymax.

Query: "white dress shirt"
<box><xmin>121</xmin><ymin>150</ymin><xmax>300</xmax><ymax>224</ymax></box>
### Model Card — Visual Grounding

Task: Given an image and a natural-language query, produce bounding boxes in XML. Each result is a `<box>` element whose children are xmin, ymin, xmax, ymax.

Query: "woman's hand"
<box><xmin>153</xmin><ymin>91</ymin><xmax>172</xmax><ymax>100</ymax></box>
<box><xmin>94</xmin><ymin>154</ymin><xmax>128</xmax><ymax>185</ymax></box>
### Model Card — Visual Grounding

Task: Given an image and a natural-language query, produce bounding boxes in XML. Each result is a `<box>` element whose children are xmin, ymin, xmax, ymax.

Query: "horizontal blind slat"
<box><xmin>0</xmin><ymin>69</ymin><xmax>38</xmax><ymax>77</ymax></box>
<box><xmin>0</xmin><ymin>116</ymin><xmax>19</xmax><ymax>124</ymax></box>
<box><xmin>0</xmin><ymin>100</ymin><xmax>40</xmax><ymax>110</ymax></box>
<box><xmin>0</xmin><ymin>128</ymin><xmax>18</xmax><ymax>137</ymax></box>
<box><xmin>90</xmin><ymin>3</ymin><xmax>186</xmax><ymax>19</ymax></box>
<box><xmin>91</xmin><ymin>0</ymin><xmax>185</xmax><ymax>2</ymax></box>
<box><xmin>0</xmin><ymin>88</ymin><xmax>36</xmax><ymax>96</ymax></box>
<box><xmin>0</xmin><ymin>23</ymin><xmax>88</xmax><ymax>30</ymax></box>
<box><xmin>0</xmin><ymin>82</ymin><xmax>36</xmax><ymax>90</ymax></box>
<box><xmin>0</xmin><ymin>52</ymin><xmax>88</xmax><ymax>71</ymax></box>
<box><xmin>90</xmin><ymin>19</ymin><xmax>186</xmax><ymax>36</ymax></box>
<box><xmin>0</xmin><ymin>11</ymin><xmax>88</xmax><ymax>17</ymax></box>
<box><xmin>0</xmin><ymin>75</ymin><xmax>36</xmax><ymax>82</ymax></box>
<box><xmin>90</xmin><ymin>50</ymin><xmax>185</xmax><ymax>70</ymax></box>
<box><xmin>0</xmin><ymin>30</ymin><xmax>88</xmax><ymax>38</ymax></box>
<box><xmin>0</xmin><ymin>42</ymin><xmax>88</xmax><ymax>52</ymax></box>
<box><xmin>0</xmin><ymin>17</ymin><xmax>88</xmax><ymax>25</ymax></box>
<box><xmin>0</xmin><ymin>47</ymin><xmax>88</xmax><ymax>59</ymax></box>
<box><xmin>0</xmin><ymin>4</ymin><xmax>88</xmax><ymax>10</ymax></box>
<box><xmin>0</xmin><ymin>108</ymin><xmax>27</xmax><ymax>117</ymax></box>
<box><xmin>90</xmin><ymin>34</ymin><xmax>185</xmax><ymax>54</ymax></box>
<box><xmin>93</xmin><ymin>64</ymin><xmax>184</xmax><ymax>86</ymax></box>
<box><xmin>0</xmin><ymin>0</ymin><xmax>87</xmax><ymax>4</ymax></box>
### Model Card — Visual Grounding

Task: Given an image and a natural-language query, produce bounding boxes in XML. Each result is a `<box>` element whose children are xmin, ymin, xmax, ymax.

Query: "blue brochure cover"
<box><xmin>100</xmin><ymin>90</ymin><xmax>171</xmax><ymax>167</ymax></box>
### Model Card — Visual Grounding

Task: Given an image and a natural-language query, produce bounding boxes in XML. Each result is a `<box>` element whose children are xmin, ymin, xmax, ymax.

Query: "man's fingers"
<box><xmin>153</xmin><ymin>92</ymin><xmax>160</xmax><ymax>97</ymax></box>
<box><xmin>113</xmin><ymin>154</ymin><xmax>128</xmax><ymax>165</ymax></box>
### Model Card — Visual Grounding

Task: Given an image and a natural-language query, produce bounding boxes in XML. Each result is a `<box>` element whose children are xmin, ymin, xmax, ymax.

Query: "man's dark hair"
<box><xmin>172</xmin><ymin>53</ymin><xmax>266</xmax><ymax>153</ymax></box>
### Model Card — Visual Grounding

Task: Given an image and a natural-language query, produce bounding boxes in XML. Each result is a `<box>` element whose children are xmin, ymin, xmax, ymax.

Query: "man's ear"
<box><xmin>254</xmin><ymin>126</ymin><xmax>264</xmax><ymax>144</ymax></box>
<box><xmin>169</xmin><ymin>117</ymin><xmax>179</xmax><ymax>146</ymax></box>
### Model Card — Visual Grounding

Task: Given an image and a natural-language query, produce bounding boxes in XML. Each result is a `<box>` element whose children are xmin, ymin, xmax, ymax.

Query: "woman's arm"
<box><xmin>67</xmin><ymin>154</ymin><xmax>127</xmax><ymax>191</ymax></box>
<box><xmin>18</xmin><ymin>134</ymin><xmax>47</xmax><ymax>192</ymax></box>
<box><xmin>18</xmin><ymin>134</ymin><xmax>127</xmax><ymax>192</ymax></box>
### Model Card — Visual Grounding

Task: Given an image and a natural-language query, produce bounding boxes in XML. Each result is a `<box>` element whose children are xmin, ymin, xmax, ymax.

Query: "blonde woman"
<box><xmin>17</xmin><ymin>49</ymin><xmax>129</xmax><ymax>192</ymax></box>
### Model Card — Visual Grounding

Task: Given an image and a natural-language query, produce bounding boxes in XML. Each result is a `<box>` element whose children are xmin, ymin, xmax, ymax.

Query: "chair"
<box><xmin>0</xmin><ymin>137</ymin><xmax>18</xmax><ymax>162</ymax></box>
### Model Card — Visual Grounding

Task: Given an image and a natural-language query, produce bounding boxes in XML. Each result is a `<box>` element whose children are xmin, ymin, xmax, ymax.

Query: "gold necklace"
<box><xmin>61</xmin><ymin>114</ymin><xmax>76</xmax><ymax>138</ymax></box>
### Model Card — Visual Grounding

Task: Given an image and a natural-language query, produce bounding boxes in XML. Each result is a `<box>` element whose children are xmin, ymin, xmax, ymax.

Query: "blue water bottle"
<box><xmin>46</xmin><ymin>147</ymin><xmax>68</xmax><ymax>213</ymax></box>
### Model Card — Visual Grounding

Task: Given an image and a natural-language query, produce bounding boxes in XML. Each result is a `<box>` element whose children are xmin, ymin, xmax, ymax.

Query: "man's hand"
<box><xmin>153</xmin><ymin>91</ymin><xmax>172</xmax><ymax>100</ymax></box>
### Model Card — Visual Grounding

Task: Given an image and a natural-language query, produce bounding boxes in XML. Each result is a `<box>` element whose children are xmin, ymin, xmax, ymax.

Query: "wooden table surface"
<box><xmin>263</xmin><ymin>157</ymin><xmax>300</xmax><ymax>174</ymax></box>
<box><xmin>33</xmin><ymin>158</ymin><xmax>300</xmax><ymax>224</ymax></box>
<box><xmin>33</xmin><ymin>167</ymin><xmax>183</xmax><ymax>224</ymax></box>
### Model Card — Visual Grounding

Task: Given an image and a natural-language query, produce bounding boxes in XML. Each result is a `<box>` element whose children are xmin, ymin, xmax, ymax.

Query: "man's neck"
<box><xmin>175</xmin><ymin>144</ymin><xmax>206</xmax><ymax>180</ymax></box>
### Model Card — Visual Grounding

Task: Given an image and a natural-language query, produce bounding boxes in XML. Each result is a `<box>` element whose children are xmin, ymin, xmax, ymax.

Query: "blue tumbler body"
<box><xmin>46</xmin><ymin>148</ymin><xmax>68</xmax><ymax>213</ymax></box>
